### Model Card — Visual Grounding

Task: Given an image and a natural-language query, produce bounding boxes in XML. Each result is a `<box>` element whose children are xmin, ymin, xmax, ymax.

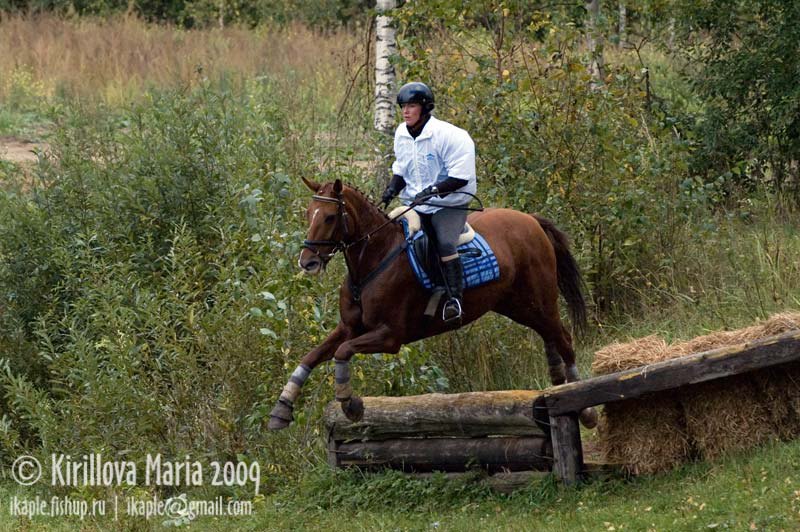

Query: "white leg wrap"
<box><xmin>566</xmin><ymin>365</ymin><xmax>580</xmax><ymax>382</ymax></box>
<box><xmin>280</xmin><ymin>381</ymin><xmax>302</xmax><ymax>403</ymax></box>
<box><xmin>279</xmin><ymin>364</ymin><xmax>311</xmax><ymax>404</ymax></box>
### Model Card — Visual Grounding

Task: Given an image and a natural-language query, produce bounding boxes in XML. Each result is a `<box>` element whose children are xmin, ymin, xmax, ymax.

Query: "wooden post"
<box><xmin>549</xmin><ymin>413</ymin><xmax>583</xmax><ymax>485</ymax></box>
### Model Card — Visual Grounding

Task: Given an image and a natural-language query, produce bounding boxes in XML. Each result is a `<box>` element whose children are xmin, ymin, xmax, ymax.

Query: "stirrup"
<box><xmin>442</xmin><ymin>298</ymin><xmax>462</xmax><ymax>322</ymax></box>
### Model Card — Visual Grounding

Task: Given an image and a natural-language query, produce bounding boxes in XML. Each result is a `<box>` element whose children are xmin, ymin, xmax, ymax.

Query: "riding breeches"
<box><xmin>417</xmin><ymin>205</ymin><xmax>469</xmax><ymax>258</ymax></box>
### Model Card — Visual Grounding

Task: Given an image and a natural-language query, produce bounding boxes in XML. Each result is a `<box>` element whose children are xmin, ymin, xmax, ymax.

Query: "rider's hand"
<box><xmin>381</xmin><ymin>187</ymin><xmax>397</xmax><ymax>208</ymax></box>
<box><xmin>414</xmin><ymin>186</ymin><xmax>438</xmax><ymax>202</ymax></box>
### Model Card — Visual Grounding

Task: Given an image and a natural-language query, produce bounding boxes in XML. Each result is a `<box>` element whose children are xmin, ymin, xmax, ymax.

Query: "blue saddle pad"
<box><xmin>401</xmin><ymin>220</ymin><xmax>500</xmax><ymax>291</ymax></box>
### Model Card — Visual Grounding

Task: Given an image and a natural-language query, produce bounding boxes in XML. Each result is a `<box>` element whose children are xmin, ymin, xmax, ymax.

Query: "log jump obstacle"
<box><xmin>324</xmin><ymin>391</ymin><xmax>551</xmax><ymax>475</ymax></box>
<box><xmin>324</xmin><ymin>330</ymin><xmax>800</xmax><ymax>485</ymax></box>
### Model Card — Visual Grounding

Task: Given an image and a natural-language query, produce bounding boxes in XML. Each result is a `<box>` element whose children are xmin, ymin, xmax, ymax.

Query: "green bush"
<box><xmin>0</xmin><ymin>75</ymin><xmax>458</xmax><ymax>482</ymax></box>
<box><xmin>0</xmin><ymin>79</ymin><xmax>304</xmax><ymax>475</ymax></box>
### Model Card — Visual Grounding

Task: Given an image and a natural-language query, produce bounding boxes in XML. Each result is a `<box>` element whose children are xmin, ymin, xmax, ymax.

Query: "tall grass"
<box><xmin>0</xmin><ymin>13</ymin><xmax>355</xmax><ymax>103</ymax></box>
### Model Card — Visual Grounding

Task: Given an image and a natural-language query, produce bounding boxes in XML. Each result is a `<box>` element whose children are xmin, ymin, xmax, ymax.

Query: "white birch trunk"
<box><xmin>618</xmin><ymin>1</ymin><xmax>627</xmax><ymax>47</ymax></box>
<box><xmin>374</xmin><ymin>0</ymin><xmax>397</xmax><ymax>135</ymax></box>
<box><xmin>585</xmin><ymin>0</ymin><xmax>606</xmax><ymax>87</ymax></box>
<box><xmin>668</xmin><ymin>17</ymin><xmax>676</xmax><ymax>51</ymax></box>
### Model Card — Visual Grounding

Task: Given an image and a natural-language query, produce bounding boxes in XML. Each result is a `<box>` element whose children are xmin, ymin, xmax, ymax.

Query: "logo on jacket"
<box><xmin>426</xmin><ymin>153</ymin><xmax>434</xmax><ymax>161</ymax></box>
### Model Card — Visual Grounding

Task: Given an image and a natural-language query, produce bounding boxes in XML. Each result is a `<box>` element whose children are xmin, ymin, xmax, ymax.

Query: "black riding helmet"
<box><xmin>397</xmin><ymin>82</ymin><xmax>435</xmax><ymax>114</ymax></box>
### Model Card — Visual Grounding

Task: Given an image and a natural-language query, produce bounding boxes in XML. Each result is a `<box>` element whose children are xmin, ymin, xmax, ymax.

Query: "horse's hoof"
<box><xmin>267</xmin><ymin>401</ymin><xmax>293</xmax><ymax>431</ymax></box>
<box><xmin>267</xmin><ymin>416</ymin><xmax>291</xmax><ymax>431</ymax></box>
<box><xmin>549</xmin><ymin>363</ymin><xmax>567</xmax><ymax>386</ymax></box>
<box><xmin>342</xmin><ymin>396</ymin><xmax>365</xmax><ymax>422</ymax></box>
<box><xmin>579</xmin><ymin>407</ymin><xmax>598</xmax><ymax>429</ymax></box>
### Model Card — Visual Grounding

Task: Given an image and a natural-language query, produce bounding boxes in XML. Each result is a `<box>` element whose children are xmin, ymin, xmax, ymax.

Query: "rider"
<box><xmin>381</xmin><ymin>81</ymin><xmax>477</xmax><ymax>322</ymax></box>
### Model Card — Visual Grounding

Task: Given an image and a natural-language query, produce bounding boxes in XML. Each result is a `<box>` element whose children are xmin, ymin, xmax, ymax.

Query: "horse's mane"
<box><xmin>343</xmin><ymin>182</ymin><xmax>391</xmax><ymax>221</ymax></box>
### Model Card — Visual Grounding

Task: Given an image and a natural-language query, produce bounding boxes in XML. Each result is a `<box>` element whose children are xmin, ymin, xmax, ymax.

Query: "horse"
<box><xmin>268</xmin><ymin>177</ymin><xmax>598</xmax><ymax>430</ymax></box>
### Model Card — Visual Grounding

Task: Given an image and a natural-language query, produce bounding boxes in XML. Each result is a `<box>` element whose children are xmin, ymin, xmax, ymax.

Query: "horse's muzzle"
<box><xmin>298</xmin><ymin>249</ymin><xmax>324</xmax><ymax>275</ymax></box>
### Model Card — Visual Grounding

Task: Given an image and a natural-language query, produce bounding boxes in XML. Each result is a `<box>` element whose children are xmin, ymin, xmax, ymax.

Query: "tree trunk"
<box><xmin>618</xmin><ymin>1</ymin><xmax>627</xmax><ymax>47</ymax></box>
<box><xmin>585</xmin><ymin>0</ymin><xmax>606</xmax><ymax>87</ymax></box>
<box><xmin>374</xmin><ymin>0</ymin><xmax>397</xmax><ymax>135</ymax></box>
<box><xmin>668</xmin><ymin>18</ymin><xmax>676</xmax><ymax>51</ymax></box>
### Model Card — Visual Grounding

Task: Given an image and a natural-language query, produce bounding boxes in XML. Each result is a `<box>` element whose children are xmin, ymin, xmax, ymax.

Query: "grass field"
<box><xmin>3</xmin><ymin>437</ymin><xmax>800</xmax><ymax>530</ymax></box>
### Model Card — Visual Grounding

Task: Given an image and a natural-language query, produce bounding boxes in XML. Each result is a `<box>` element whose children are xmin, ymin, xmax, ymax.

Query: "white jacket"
<box><xmin>392</xmin><ymin>116</ymin><xmax>477</xmax><ymax>214</ymax></box>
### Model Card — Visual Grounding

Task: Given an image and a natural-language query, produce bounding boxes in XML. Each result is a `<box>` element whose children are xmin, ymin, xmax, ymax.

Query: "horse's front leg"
<box><xmin>268</xmin><ymin>323</ymin><xmax>351</xmax><ymax>431</ymax></box>
<box><xmin>332</xmin><ymin>325</ymin><xmax>400</xmax><ymax>422</ymax></box>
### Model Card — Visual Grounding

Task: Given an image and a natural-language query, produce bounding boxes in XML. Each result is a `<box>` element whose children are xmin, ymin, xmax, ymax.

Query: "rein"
<box><xmin>301</xmin><ymin>189</ymin><xmax>484</xmax><ymax>302</ymax></box>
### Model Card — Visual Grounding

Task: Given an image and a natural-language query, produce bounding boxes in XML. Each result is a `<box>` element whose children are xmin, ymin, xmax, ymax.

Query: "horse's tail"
<box><xmin>532</xmin><ymin>214</ymin><xmax>588</xmax><ymax>335</ymax></box>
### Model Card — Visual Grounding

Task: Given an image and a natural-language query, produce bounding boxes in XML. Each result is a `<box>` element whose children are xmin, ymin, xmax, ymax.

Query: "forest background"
<box><xmin>1</xmin><ymin>0</ymin><xmax>800</xmax><ymax>529</ymax></box>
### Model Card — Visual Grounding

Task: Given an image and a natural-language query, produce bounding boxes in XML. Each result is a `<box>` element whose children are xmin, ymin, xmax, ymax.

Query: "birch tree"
<box><xmin>374</xmin><ymin>0</ymin><xmax>397</xmax><ymax>135</ymax></box>
<box><xmin>585</xmin><ymin>0</ymin><xmax>606</xmax><ymax>87</ymax></box>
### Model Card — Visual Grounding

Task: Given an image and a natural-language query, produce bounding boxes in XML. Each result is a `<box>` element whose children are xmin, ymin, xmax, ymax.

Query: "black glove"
<box><xmin>381</xmin><ymin>187</ymin><xmax>398</xmax><ymax>207</ymax></box>
<box><xmin>414</xmin><ymin>185</ymin><xmax>438</xmax><ymax>202</ymax></box>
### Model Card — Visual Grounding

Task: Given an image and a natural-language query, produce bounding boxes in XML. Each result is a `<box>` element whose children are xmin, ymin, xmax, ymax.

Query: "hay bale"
<box><xmin>594</xmin><ymin>311</ymin><xmax>800</xmax><ymax>373</ymax></box>
<box><xmin>591</xmin><ymin>335</ymin><xmax>669</xmax><ymax>375</ymax></box>
<box><xmin>598</xmin><ymin>394</ymin><xmax>692</xmax><ymax>475</ymax></box>
<box><xmin>594</xmin><ymin>310</ymin><xmax>800</xmax><ymax>474</ymax></box>
<box><xmin>751</xmin><ymin>363</ymin><xmax>800</xmax><ymax>440</ymax></box>
<box><xmin>668</xmin><ymin>311</ymin><xmax>800</xmax><ymax>358</ymax></box>
<box><xmin>680</xmin><ymin>375</ymin><xmax>777</xmax><ymax>461</ymax></box>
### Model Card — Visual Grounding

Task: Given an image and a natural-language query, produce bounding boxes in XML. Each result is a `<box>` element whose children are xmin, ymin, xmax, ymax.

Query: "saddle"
<box><xmin>390</xmin><ymin>207</ymin><xmax>499</xmax><ymax>294</ymax></box>
<box><xmin>390</xmin><ymin>207</ymin><xmax>478</xmax><ymax>285</ymax></box>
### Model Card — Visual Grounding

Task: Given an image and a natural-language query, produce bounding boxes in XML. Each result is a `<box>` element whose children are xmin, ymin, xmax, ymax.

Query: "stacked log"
<box><xmin>323</xmin><ymin>391</ymin><xmax>551</xmax><ymax>474</ymax></box>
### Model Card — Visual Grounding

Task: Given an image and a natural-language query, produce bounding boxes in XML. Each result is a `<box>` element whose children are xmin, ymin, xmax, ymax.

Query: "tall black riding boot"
<box><xmin>441</xmin><ymin>258</ymin><xmax>464</xmax><ymax>322</ymax></box>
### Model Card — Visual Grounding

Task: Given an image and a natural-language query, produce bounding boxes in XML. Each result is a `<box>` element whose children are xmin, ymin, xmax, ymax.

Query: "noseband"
<box><xmin>302</xmin><ymin>191</ymin><xmax>350</xmax><ymax>263</ymax></box>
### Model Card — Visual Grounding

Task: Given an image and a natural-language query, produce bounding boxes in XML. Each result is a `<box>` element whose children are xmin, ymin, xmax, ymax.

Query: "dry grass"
<box><xmin>0</xmin><ymin>13</ymin><xmax>358</xmax><ymax>106</ymax></box>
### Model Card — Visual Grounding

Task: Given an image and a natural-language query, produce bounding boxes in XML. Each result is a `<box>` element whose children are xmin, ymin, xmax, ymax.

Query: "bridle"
<box><xmin>301</xmin><ymin>190</ymin><xmax>351</xmax><ymax>265</ymax></box>
<box><xmin>301</xmin><ymin>188</ymin><xmax>409</xmax><ymax>302</ymax></box>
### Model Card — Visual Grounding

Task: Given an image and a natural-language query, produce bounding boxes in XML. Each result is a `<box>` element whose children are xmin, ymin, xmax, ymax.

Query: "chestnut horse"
<box><xmin>268</xmin><ymin>178</ymin><xmax>597</xmax><ymax>430</ymax></box>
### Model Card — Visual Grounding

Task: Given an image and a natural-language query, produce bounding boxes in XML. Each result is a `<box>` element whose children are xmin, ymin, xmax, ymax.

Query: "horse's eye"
<box><xmin>324</xmin><ymin>214</ymin><xmax>336</xmax><ymax>224</ymax></box>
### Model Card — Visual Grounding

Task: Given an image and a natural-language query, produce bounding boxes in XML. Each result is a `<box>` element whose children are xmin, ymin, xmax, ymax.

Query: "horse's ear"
<box><xmin>333</xmin><ymin>179</ymin><xmax>343</xmax><ymax>194</ymax></box>
<box><xmin>300</xmin><ymin>176</ymin><xmax>321</xmax><ymax>192</ymax></box>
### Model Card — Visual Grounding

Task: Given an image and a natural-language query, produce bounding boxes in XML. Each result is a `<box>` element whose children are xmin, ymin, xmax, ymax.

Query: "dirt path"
<box><xmin>0</xmin><ymin>136</ymin><xmax>48</xmax><ymax>164</ymax></box>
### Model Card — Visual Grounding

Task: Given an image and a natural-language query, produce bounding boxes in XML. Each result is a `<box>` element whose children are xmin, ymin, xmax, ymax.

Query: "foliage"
<box><xmin>0</xmin><ymin>80</ymin><xmax>302</xmax><ymax>470</ymax></box>
<box><xmin>673</xmin><ymin>0</ymin><xmax>800</xmax><ymax>199</ymax></box>
<box><xmin>393</xmin><ymin>1</ymin><xmax>708</xmax><ymax>310</ymax></box>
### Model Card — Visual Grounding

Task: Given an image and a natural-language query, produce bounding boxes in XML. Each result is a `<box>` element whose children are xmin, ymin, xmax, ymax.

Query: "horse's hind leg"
<box><xmin>496</xmin><ymin>303</ymin><xmax>574</xmax><ymax>387</ymax></box>
<box><xmin>497</xmin><ymin>305</ymin><xmax>598</xmax><ymax>428</ymax></box>
<box><xmin>544</xmin><ymin>322</ymin><xmax>598</xmax><ymax>428</ymax></box>
<box><xmin>544</xmin><ymin>340</ymin><xmax>567</xmax><ymax>385</ymax></box>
